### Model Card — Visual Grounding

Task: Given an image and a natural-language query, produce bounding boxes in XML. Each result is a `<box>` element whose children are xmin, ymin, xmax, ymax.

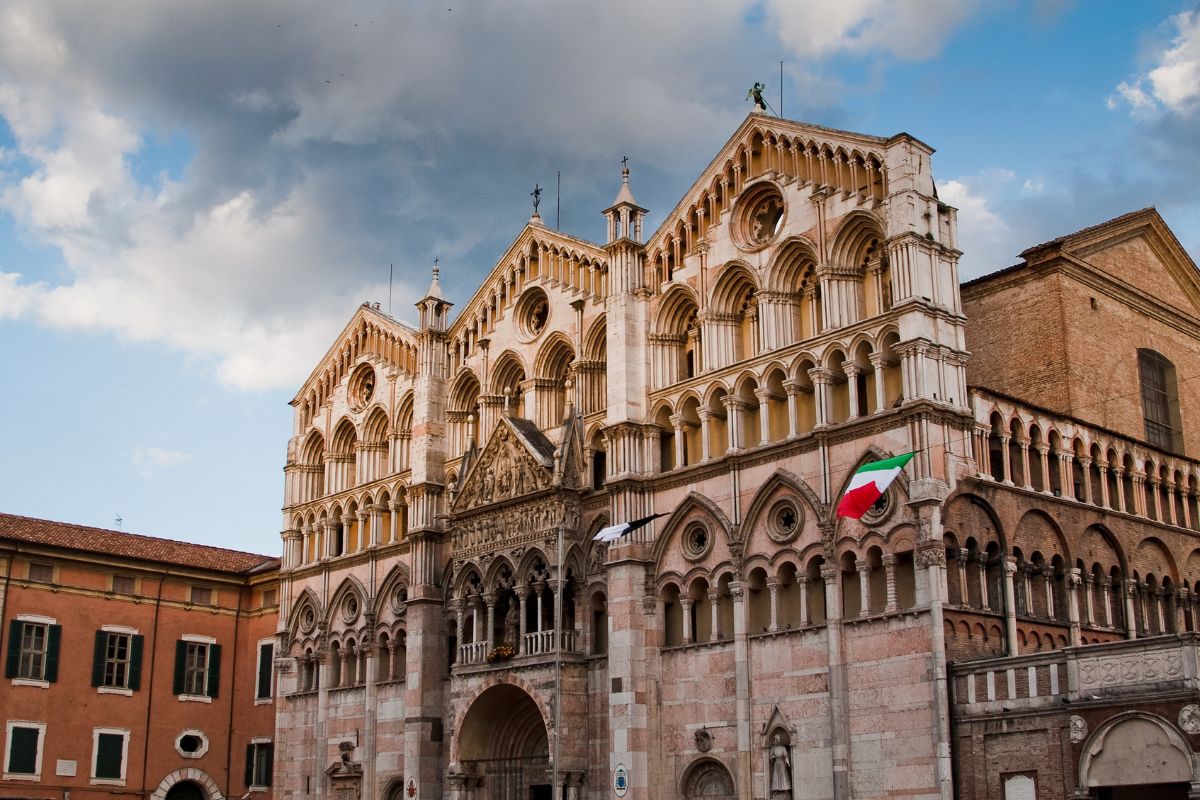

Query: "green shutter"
<box><xmin>257</xmin><ymin>643</ymin><xmax>273</xmax><ymax>699</ymax></box>
<box><xmin>95</xmin><ymin>732</ymin><xmax>124</xmax><ymax>779</ymax></box>
<box><xmin>4</xmin><ymin>620</ymin><xmax>20</xmax><ymax>679</ymax></box>
<box><xmin>173</xmin><ymin>640</ymin><xmax>187</xmax><ymax>695</ymax></box>
<box><xmin>92</xmin><ymin>630</ymin><xmax>107</xmax><ymax>687</ymax></box>
<box><xmin>207</xmin><ymin>643</ymin><xmax>221</xmax><ymax>698</ymax></box>
<box><xmin>245</xmin><ymin>744</ymin><xmax>255</xmax><ymax>787</ymax></box>
<box><xmin>44</xmin><ymin>624</ymin><xmax>61</xmax><ymax>682</ymax></box>
<box><xmin>7</xmin><ymin>726</ymin><xmax>38</xmax><ymax>774</ymax></box>
<box><xmin>128</xmin><ymin>635</ymin><xmax>144</xmax><ymax>690</ymax></box>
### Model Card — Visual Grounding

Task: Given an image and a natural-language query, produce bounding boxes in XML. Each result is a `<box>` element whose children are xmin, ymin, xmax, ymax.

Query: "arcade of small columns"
<box><xmin>944</xmin><ymin>524</ymin><xmax>1200</xmax><ymax>658</ymax></box>
<box><xmin>658</xmin><ymin>548</ymin><xmax>919</xmax><ymax>647</ymax></box>
<box><xmin>449</xmin><ymin>565</ymin><xmax>587</xmax><ymax>666</ymax></box>
<box><xmin>974</xmin><ymin>404</ymin><xmax>1200</xmax><ymax>533</ymax></box>
<box><xmin>292</xmin><ymin>629</ymin><xmax>409</xmax><ymax>693</ymax></box>
<box><xmin>286</xmin><ymin>490</ymin><xmax>409</xmax><ymax>567</ymax></box>
<box><xmin>648</xmin><ymin>336</ymin><xmax>948</xmax><ymax>472</ymax></box>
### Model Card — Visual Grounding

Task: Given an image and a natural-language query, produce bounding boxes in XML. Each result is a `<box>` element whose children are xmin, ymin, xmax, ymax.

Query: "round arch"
<box><xmin>150</xmin><ymin>770</ymin><xmax>224</xmax><ymax>800</ymax></box>
<box><xmin>1079</xmin><ymin>711</ymin><xmax>1196</xmax><ymax>792</ymax></box>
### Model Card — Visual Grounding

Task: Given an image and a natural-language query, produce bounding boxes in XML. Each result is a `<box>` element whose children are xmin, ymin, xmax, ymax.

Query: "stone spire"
<box><xmin>426</xmin><ymin>258</ymin><xmax>444</xmax><ymax>301</ymax></box>
<box><xmin>604</xmin><ymin>157</ymin><xmax>647</xmax><ymax>244</ymax></box>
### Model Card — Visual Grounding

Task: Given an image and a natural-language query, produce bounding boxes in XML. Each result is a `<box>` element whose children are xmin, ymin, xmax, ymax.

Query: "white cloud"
<box><xmin>1109</xmin><ymin>11</ymin><xmax>1200</xmax><ymax>115</ymax></box>
<box><xmin>132</xmin><ymin>445</ymin><xmax>191</xmax><ymax>478</ymax></box>
<box><xmin>0</xmin><ymin>271</ymin><xmax>40</xmax><ymax>317</ymax></box>
<box><xmin>940</xmin><ymin>170</ymin><xmax>1018</xmax><ymax>277</ymax></box>
<box><xmin>765</xmin><ymin>0</ymin><xmax>983</xmax><ymax>61</ymax></box>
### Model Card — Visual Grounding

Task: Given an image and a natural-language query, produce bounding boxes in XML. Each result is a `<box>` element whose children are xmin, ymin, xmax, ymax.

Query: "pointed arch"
<box><xmin>741</xmin><ymin>469</ymin><xmax>828</xmax><ymax>537</ymax></box>
<box><xmin>653</xmin><ymin>491</ymin><xmax>735</xmax><ymax>562</ymax></box>
<box><xmin>325</xmin><ymin>575</ymin><xmax>371</xmax><ymax>628</ymax></box>
<box><xmin>829</xmin><ymin>446</ymin><xmax>911</xmax><ymax>527</ymax></box>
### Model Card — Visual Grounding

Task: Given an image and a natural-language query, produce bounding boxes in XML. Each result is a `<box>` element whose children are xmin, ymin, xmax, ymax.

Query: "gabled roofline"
<box><xmin>644</xmin><ymin>113</ymin><xmax>920</xmax><ymax>248</ymax></box>
<box><xmin>290</xmin><ymin>303</ymin><xmax>416</xmax><ymax>405</ymax></box>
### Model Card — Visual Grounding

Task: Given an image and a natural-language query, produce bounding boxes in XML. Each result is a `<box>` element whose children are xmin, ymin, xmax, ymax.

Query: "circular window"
<box><xmin>175</xmin><ymin>730</ymin><xmax>209</xmax><ymax>759</ymax></box>
<box><xmin>860</xmin><ymin>489</ymin><xmax>894</xmax><ymax>526</ymax></box>
<box><xmin>299</xmin><ymin>605</ymin><xmax>317</xmax><ymax>633</ymax></box>
<box><xmin>515</xmin><ymin>288</ymin><xmax>551</xmax><ymax>342</ymax></box>
<box><xmin>733</xmin><ymin>182</ymin><xmax>785</xmax><ymax>251</ymax></box>
<box><xmin>767</xmin><ymin>500</ymin><xmax>803</xmax><ymax>544</ymax></box>
<box><xmin>389</xmin><ymin>584</ymin><xmax>408</xmax><ymax>616</ymax></box>
<box><xmin>348</xmin><ymin>364</ymin><xmax>376</xmax><ymax>412</ymax></box>
<box><xmin>341</xmin><ymin>594</ymin><xmax>361</xmax><ymax>625</ymax></box>
<box><xmin>682</xmin><ymin>522</ymin><xmax>714</xmax><ymax>562</ymax></box>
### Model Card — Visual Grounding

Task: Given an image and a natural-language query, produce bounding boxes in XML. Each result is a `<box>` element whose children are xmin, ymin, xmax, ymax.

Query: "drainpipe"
<box><xmin>224</xmin><ymin>583</ymin><xmax>246</xmax><ymax>796</ymax></box>
<box><xmin>140</xmin><ymin>571</ymin><xmax>170</xmax><ymax>797</ymax></box>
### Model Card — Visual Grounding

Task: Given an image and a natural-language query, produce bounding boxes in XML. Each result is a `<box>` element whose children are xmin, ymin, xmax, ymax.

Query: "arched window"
<box><xmin>1138</xmin><ymin>349</ymin><xmax>1183</xmax><ymax>451</ymax></box>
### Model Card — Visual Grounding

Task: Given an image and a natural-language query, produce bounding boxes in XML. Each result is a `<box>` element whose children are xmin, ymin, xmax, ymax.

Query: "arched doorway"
<box><xmin>165</xmin><ymin>781</ymin><xmax>207</xmax><ymax>800</ymax></box>
<box><xmin>1080</xmin><ymin>713</ymin><xmax>1196</xmax><ymax>799</ymax></box>
<box><xmin>681</xmin><ymin>758</ymin><xmax>736</xmax><ymax>799</ymax></box>
<box><xmin>457</xmin><ymin>683</ymin><xmax>550</xmax><ymax>799</ymax></box>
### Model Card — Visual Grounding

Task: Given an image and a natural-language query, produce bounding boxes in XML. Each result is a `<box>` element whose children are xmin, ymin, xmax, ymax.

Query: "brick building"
<box><xmin>0</xmin><ymin>514</ymin><xmax>279</xmax><ymax>800</ymax></box>
<box><xmin>270</xmin><ymin>109</ymin><xmax>1200</xmax><ymax>800</ymax></box>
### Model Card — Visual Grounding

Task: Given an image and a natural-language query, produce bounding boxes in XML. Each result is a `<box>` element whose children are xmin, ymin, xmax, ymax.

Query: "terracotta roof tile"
<box><xmin>0</xmin><ymin>513</ymin><xmax>278</xmax><ymax>574</ymax></box>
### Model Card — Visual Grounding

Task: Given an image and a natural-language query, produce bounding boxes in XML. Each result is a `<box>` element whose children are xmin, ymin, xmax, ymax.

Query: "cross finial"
<box><xmin>531</xmin><ymin>184</ymin><xmax>542</xmax><ymax>213</ymax></box>
<box><xmin>621</xmin><ymin>155</ymin><xmax>629</xmax><ymax>170</ymax></box>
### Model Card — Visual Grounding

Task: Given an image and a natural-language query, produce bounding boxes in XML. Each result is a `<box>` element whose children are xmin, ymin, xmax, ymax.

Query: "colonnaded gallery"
<box><xmin>270</xmin><ymin>111</ymin><xmax>1200</xmax><ymax>800</ymax></box>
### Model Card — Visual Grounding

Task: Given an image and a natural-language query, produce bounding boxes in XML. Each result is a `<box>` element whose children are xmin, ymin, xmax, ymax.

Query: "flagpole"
<box><xmin>553</xmin><ymin>518</ymin><xmax>563</xmax><ymax>798</ymax></box>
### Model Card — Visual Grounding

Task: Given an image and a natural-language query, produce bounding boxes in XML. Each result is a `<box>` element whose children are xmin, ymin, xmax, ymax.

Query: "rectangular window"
<box><xmin>255</xmin><ymin>642</ymin><xmax>274</xmax><ymax>701</ymax></box>
<box><xmin>112</xmin><ymin>575</ymin><xmax>136</xmax><ymax>595</ymax></box>
<box><xmin>261</xmin><ymin>588</ymin><xmax>278</xmax><ymax>608</ymax></box>
<box><xmin>245</xmin><ymin>741</ymin><xmax>273</xmax><ymax>788</ymax></box>
<box><xmin>92</xmin><ymin>630</ymin><xmax>143</xmax><ymax>691</ymax></box>
<box><xmin>1139</xmin><ymin>349</ymin><xmax>1183</xmax><ymax>452</ymax></box>
<box><xmin>91</xmin><ymin>728</ymin><xmax>129</xmax><ymax>784</ymax></box>
<box><xmin>5</xmin><ymin>619</ymin><xmax>60</xmax><ymax>684</ymax></box>
<box><xmin>4</xmin><ymin>722</ymin><xmax>44</xmax><ymax>778</ymax></box>
<box><xmin>173</xmin><ymin>639</ymin><xmax>221</xmax><ymax>699</ymax></box>
<box><xmin>185</xmin><ymin>643</ymin><xmax>207</xmax><ymax>695</ymax></box>
<box><xmin>27</xmin><ymin>563</ymin><xmax>54</xmax><ymax>584</ymax></box>
<box><xmin>190</xmin><ymin>586</ymin><xmax>213</xmax><ymax>606</ymax></box>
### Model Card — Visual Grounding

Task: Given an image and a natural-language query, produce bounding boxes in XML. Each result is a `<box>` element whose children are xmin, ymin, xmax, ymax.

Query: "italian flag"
<box><xmin>836</xmin><ymin>452</ymin><xmax>914</xmax><ymax>519</ymax></box>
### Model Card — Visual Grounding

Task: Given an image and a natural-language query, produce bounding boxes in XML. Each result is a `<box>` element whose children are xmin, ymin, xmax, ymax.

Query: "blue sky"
<box><xmin>0</xmin><ymin>0</ymin><xmax>1197</xmax><ymax>556</ymax></box>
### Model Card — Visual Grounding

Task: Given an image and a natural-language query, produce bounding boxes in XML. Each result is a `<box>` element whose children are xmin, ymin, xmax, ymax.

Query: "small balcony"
<box><xmin>456</xmin><ymin>629</ymin><xmax>579</xmax><ymax>668</ymax></box>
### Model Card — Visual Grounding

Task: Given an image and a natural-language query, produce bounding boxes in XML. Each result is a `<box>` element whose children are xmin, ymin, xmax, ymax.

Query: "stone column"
<box><xmin>1018</xmin><ymin>439</ymin><xmax>1032</xmax><ymax>489</ymax></box>
<box><xmin>1079</xmin><ymin>457</ymin><xmax>1093</xmax><ymax>504</ymax></box>
<box><xmin>858</xmin><ymin>564</ymin><xmax>872</xmax><ymax>617</ymax></box>
<box><xmin>869</xmin><ymin>353</ymin><xmax>888</xmax><ymax>413</ymax></box>
<box><xmin>976</xmin><ymin>554</ymin><xmax>991</xmax><ymax>611</ymax></box>
<box><xmin>518</xmin><ymin>590</ymin><xmax>529</xmax><ymax>654</ymax></box>
<box><xmin>708</xmin><ymin>590</ymin><xmax>722</xmax><ymax>641</ymax></box>
<box><xmin>754</xmin><ymin>387</ymin><xmax>773</xmax><ymax>444</ymax></box>
<box><xmin>1003</xmin><ymin>558</ymin><xmax>1019</xmax><ymax>655</ymax></box>
<box><xmin>883</xmin><ymin>555</ymin><xmax>898</xmax><ymax>613</ymax></box>
<box><xmin>783</xmin><ymin>380</ymin><xmax>801</xmax><ymax>438</ymax></box>
<box><xmin>484</xmin><ymin>592</ymin><xmax>497</xmax><ymax>650</ymax></box>
<box><xmin>698</xmin><ymin>408</ymin><xmax>713</xmax><ymax>462</ymax></box>
<box><xmin>1082</xmin><ymin>575</ymin><xmax>1095</xmax><ymax>626</ymax></box>
<box><xmin>1124</xmin><ymin>579</ymin><xmax>1139</xmax><ymax>639</ymax></box>
<box><xmin>451</xmin><ymin>599</ymin><xmax>464</xmax><ymax>665</ymax></box>
<box><xmin>1067</xmin><ymin>570</ymin><xmax>1082</xmax><ymax>646</ymax></box>
<box><xmin>845</xmin><ymin>365</ymin><xmax>863</xmax><ymax>420</ymax></box>
<box><xmin>1043</xmin><ymin>567</ymin><xmax>1056</xmax><ymax>620</ymax></box>
<box><xmin>722</xmin><ymin>396</ymin><xmax>744</xmax><ymax>453</ymax></box>
<box><xmin>363</xmin><ymin>641</ymin><xmax>378</xmax><ymax>800</ymax></box>
<box><xmin>315</xmin><ymin>651</ymin><xmax>330</xmax><ymax>800</ymax></box>
<box><xmin>956</xmin><ymin>552</ymin><xmax>970</xmax><ymax>606</ymax></box>
<box><xmin>999</xmin><ymin>435</ymin><xmax>1013</xmax><ymax>485</ymax></box>
<box><xmin>1100</xmin><ymin>577</ymin><xmax>1113</xmax><ymax>628</ymax></box>
<box><xmin>822</xmin><ymin>563</ymin><xmax>851</xmax><ymax>798</ymax></box>
<box><xmin>680</xmin><ymin>598</ymin><xmax>694</xmax><ymax>644</ymax></box>
<box><xmin>767</xmin><ymin>580</ymin><xmax>780</xmax><ymax>632</ymax></box>
<box><xmin>809</xmin><ymin>368</ymin><xmax>831</xmax><ymax>427</ymax></box>
<box><xmin>798</xmin><ymin>576</ymin><xmax>810</xmax><ymax>626</ymax></box>
<box><xmin>1114</xmin><ymin>469</ymin><xmax>1126</xmax><ymax>512</ymax></box>
<box><xmin>1176</xmin><ymin>589</ymin><xmax>1189</xmax><ymax>634</ymax></box>
<box><xmin>1038</xmin><ymin>446</ymin><xmax>1051</xmax><ymax>493</ymax></box>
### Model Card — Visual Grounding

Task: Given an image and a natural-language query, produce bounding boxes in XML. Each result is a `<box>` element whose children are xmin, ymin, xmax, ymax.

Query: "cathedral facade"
<box><xmin>271</xmin><ymin>113</ymin><xmax>1200</xmax><ymax>800</ymax></box>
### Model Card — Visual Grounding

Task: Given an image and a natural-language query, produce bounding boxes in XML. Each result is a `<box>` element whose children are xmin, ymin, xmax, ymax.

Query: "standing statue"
<box><xmin>504</xmin><ymin>601</ymin><xmax>519</xmax><ymax>646</ymax></box>
<box><xmin>746</xmin><ymin>82</ymin><xmax>767</xmax><ymax>111</ymax></box>
<box><xmin>769</xmin><ymin>733</ymin><xmax>792</xmax><ymax>799</ymax></box>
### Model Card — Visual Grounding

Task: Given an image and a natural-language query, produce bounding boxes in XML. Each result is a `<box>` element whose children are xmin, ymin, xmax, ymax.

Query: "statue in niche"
<box><xmin>768</xmin><ymin>732</ymin><xmax>792</xmax><ymax>799</ymax></box>
<box><xmin>503</xmin><ymin>600</ymin><xmax>519</xmax><ymax>645</ymax></box>
<box><xmin>481</xmin><ymin>466</ymin><xmax>496</xmax><ymax>503</ymax></box>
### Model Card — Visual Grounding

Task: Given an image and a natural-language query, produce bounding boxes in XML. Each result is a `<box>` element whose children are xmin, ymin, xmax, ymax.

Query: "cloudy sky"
<box><xmin>1</xmin><ymin>1</ymin><xmax>1197</xmax><ymax>555</ymax></box>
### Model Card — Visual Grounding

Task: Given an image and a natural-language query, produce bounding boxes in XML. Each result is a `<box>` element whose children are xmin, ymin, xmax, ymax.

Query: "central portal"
<box><xmin>458</xmin><ymin>683</ymin><xmax>551</xmax><ymax>800</ymax></box>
